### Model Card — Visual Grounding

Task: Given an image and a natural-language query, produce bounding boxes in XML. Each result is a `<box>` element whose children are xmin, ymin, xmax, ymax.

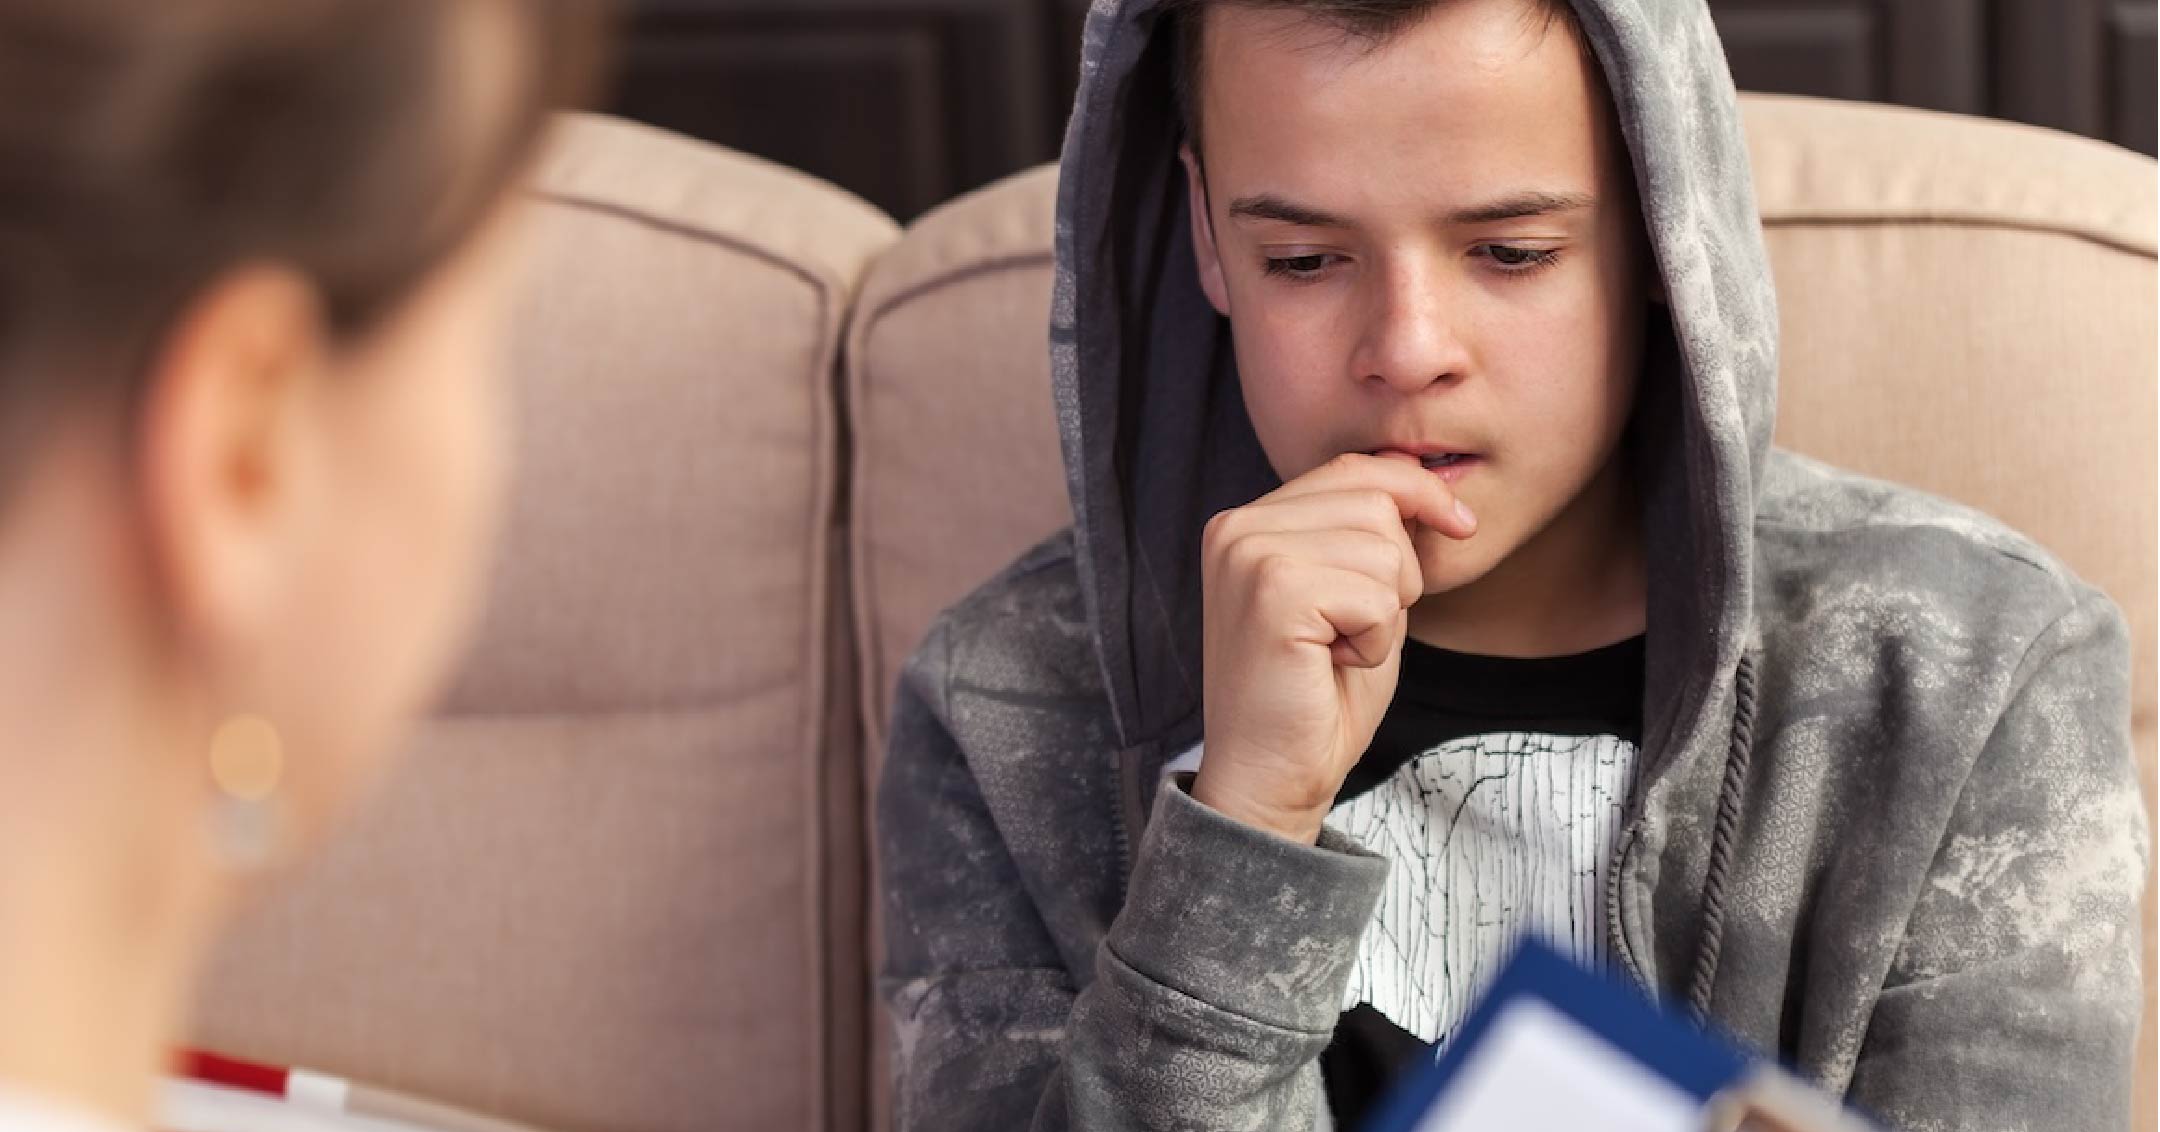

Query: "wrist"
<box><xmin>1187</xmin><ymin>771</ymin><xmax>1329</xmax><ymax>846</ymax></box>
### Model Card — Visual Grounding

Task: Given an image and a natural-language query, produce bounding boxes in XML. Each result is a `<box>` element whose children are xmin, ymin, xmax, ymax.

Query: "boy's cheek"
<box><xmin>1234</xmin><ymin>353</ymin><xmax>1352</xmax><ymax>473</ymax></box>
<box><xmin>1253</xmin><ymin>405</ymin><xmax>1352</xmax><ymax>482</ymax></box>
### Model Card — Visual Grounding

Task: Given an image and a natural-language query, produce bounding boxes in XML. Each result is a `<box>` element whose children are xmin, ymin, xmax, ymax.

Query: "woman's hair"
<box><xmin>0</xmin><ymin>0</ymin><xmax>608</xmax><ymax>421</ymax></box>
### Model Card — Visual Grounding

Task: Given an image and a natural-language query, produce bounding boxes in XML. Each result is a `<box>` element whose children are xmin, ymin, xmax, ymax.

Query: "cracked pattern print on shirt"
<box><xmin>1331</xmin><ymin>731</ymin><xmax>1640</xmax><ymax>1046</ymax></box>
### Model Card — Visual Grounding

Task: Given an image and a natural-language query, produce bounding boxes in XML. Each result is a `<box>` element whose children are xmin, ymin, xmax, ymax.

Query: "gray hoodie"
<box><xmin>875</xmin><ymin>0</ymin><xmax>2150</xmax><ymax>1129</ymax></box>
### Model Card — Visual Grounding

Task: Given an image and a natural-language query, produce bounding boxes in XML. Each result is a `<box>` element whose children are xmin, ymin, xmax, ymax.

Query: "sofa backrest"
<box><xmin>191</xmin><ymin>113</ymin><xmax>897</xmax><ymax>1132</ymax></box>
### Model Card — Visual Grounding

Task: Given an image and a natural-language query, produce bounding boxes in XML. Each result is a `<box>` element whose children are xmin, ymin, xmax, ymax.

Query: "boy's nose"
<box><xmin>1354</xmin><ymin>273</ymin><xmax>1473</xmax><ymax>395</ymax></box>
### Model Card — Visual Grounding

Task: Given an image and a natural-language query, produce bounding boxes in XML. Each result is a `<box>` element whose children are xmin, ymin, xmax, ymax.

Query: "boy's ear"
<box><xmin>1179</xmin><ymin>145</ymin><xmax>1232</xmax><ymax>317</ymax></box>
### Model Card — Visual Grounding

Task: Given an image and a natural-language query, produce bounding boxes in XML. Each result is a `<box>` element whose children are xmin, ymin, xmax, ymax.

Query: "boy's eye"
<box><xmin>1262</xmin><ymin>253</ymin><xmax>1335</xmax><ymax>279</ymax></box>
<box><xmin>1479</xmin><ymin>244</ymin><xmax>1562</xmax><ymax>273</ymax></box>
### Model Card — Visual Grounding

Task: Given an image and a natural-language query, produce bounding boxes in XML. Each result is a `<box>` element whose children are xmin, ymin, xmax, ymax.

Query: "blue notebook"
<box><xmin>1359</xmin><ymin>937</ymin><xmax>1877</xmax><ymax>1132</ymax></box>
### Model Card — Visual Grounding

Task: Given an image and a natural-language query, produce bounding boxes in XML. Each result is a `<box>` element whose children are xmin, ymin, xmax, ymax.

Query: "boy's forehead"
<box><xmin>1194</xmin><ymin>0</ymin><xmax>1619</xmax><ymax>211</ymax></box>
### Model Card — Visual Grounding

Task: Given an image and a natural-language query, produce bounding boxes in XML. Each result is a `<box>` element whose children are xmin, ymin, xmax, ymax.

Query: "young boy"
<box><xmin>877</xmin><ymin>0</ymin><xmax>2148</xmax><ymax>1128</ymax></box>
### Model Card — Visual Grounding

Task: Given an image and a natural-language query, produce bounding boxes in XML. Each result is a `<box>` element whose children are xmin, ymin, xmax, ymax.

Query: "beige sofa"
<box><xmin>188</xmin><ymin>95</ymin><xmax>2157</xmax><ymax>1132</ymax></box>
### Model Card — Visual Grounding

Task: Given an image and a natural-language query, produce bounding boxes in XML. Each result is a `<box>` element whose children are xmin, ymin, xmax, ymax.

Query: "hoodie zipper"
<box><xmin>1604</xmin><ymin>653</ymin><xmax>1760</xmax><ymax>1006</ymax></box>
<box><xmin>1605</xmin><ymin>819</ymin><xmax>1651</xmax><ymax>990</ymax></box>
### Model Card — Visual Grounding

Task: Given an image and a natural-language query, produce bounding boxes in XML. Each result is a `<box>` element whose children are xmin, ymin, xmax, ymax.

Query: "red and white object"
<box><xmin>169</xmin><ymin>1050</ymin><xmax>546</xmax><ymax>1132</ymax></box>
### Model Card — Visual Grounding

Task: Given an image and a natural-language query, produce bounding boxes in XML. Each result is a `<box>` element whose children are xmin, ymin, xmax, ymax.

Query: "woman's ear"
<box><xmin>1180</xmin><ymin>144</ymin><xmax>1232</xmax><ymax>317</ymax></box>
<box><xmin>134</xmin><ymin>266</ymin><xmax>327</xmax><ymax>650</ymax></box>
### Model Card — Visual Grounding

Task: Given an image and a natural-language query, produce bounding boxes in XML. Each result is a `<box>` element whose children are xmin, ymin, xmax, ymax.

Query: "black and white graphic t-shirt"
<box><xmin>1318</xmin><ymin>634</ymin><xmax>1646</xmax><ymax>1129</ymax></box>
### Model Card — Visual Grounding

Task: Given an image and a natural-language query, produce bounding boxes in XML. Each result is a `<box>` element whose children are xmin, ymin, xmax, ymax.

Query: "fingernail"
<box><xmin>1453</xmin><ymin>499</ymin><xmax>1476</xmax><ymax>530</ymax></box>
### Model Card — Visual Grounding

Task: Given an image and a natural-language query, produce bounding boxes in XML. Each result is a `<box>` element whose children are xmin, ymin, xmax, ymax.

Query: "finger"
<box><xmin>1230</xmin><ymin>489</ymin><xmax>1438</xmax><ymax>602</ymax></box>
<box><xmin>1313</xmin><ymin>578</ymin><xmax>1399</xmax><ymax>669</ymax></box>
<box><xmin>1267</xmin><ymin>453</ymin><xmax>1476</xmax><ymax>538</ymax></box>
<box><xmin>1250</xmin><ymin>562</ymin><xmax>1401</xmax><ymax>665</ymax></box>
<box><xmin>1329</xmin><ymin>618</ymin><xmax>1404</xmax><ymax>668</ymax></box>
<box><xmin>1220</xmin><ymin>525</ymin><xmax>1418</xmax><ymax>609</ymax></box>
<box><xmin>1208</xmin><ymin>492</ymin><xmax>1422</xmax><ymax>606</ymax></box>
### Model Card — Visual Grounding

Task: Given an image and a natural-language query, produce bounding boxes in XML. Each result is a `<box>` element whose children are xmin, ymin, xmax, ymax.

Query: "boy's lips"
<box><xmin>1366</xmin><ymin>445</ymin><xmax>1484</xmax><ymax>483</ymax></box>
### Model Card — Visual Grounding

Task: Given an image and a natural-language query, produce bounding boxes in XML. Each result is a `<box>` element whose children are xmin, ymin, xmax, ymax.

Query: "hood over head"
<box><xmin>1048</xmin><ymin>0</ymin><xmax>1779</xmax><ymax>773</ymax></box>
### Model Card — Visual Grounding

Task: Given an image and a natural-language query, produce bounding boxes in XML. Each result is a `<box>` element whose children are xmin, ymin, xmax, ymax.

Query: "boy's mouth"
<box><xmin>1367</xmin><ymin>446</ymin><xmax>1483</xmax><ymax>478</ymax></box>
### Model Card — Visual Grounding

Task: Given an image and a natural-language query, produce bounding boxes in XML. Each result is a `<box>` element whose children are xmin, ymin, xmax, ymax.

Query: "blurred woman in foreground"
<box><xmin>0</xmin><ymin>2</ymin><xmax>602</xmax><ymax>1128</ymax></box>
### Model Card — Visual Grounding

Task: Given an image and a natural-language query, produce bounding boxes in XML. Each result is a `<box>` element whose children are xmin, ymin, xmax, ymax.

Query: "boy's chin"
<box><xmin>1411</xmin><ymin>527</ymin><xmax>1505</xmax><ymax>596</ymax></box>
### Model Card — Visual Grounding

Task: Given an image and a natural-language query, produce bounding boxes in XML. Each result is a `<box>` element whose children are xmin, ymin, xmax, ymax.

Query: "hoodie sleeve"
<box><xmin>1841</xmin><ymin>586</ymin><xmax>2149</xmax><ymax>1132</ymax></box>
<box><xmin>877</xmin><ymin>622</ymin><xmax>1390</xmax><ymax>1132</ymax></box>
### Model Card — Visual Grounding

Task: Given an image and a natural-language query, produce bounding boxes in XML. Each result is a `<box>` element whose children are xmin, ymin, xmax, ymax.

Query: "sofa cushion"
<box><xmin>191</xmin><ymin>113</ymin><xmax>898</xmax><ymax>1132</ymax></box>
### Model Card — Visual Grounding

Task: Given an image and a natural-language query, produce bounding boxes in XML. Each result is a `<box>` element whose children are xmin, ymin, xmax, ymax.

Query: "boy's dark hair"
<box><xmin>0</xmin><ymin>0</ymin><xmax>610</xmax><ymax>436</ymax></box>
<box><xmin>1166</xmin><ymin>0</ymin><xmax>1579</xmax><ymax>162</ymax></box>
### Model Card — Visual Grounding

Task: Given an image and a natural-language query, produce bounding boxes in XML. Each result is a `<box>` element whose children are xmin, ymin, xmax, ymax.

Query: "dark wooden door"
<box><xmin>609</xmin><ymin>0</ymin><xmax>1059</xmax><ymax>220</ymax></box>
<box><xmin>609</xmin><ymin>0</ymin><xmax>2158</xmax><ymax>221</ymax></box>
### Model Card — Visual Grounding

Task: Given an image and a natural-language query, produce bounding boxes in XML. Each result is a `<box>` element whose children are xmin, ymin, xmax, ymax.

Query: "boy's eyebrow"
<box><xmin>1226</xmin><ymin>193</ymin><xmax>1352</xmax><ymax>228</ymax></box>
<box><xmin>1447</xmin><ymin>190</ymin><xmax>1595</xmax><ymax>225</ymax></box>
<box><xmin>1223</xmin><ymin>190</ymin><xmax>1596</xmax><ymax>228</ymax></box>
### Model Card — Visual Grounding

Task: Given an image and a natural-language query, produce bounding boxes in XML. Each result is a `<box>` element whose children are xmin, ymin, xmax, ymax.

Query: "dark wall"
<box><xmin>610</xmin><ymin>0</ymin><xmax>2159</xmax><ymax>221</ymax></box>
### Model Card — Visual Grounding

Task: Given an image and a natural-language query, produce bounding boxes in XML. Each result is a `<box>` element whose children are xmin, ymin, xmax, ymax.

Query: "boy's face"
<box><xmin>1183</xmin><ymin>0</ymin><xmax>1653</xmax><ymax>596</ymax></box>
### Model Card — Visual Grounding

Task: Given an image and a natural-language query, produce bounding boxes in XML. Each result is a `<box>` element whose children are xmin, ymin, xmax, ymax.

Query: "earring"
<box><xmin>209</xmin><ymin>714</ymin><xmax>284</xmax><ymax>870</ymax></box>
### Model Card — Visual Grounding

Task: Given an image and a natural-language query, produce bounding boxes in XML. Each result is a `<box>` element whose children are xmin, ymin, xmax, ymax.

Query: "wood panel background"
<box><xmin>609</xmin><ymin>0</ymin><xmax>2158</xmax><ymax>220</ymax></box>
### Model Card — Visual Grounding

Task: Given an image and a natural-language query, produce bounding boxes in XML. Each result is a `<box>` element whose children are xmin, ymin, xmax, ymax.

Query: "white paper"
<box><xmin>1413</xmin><ymin>999</ymin><xmax>1705</xmax><ymax>1132</ymax></box>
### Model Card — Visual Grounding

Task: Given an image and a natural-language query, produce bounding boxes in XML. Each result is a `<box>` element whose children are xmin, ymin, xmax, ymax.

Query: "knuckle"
<box><xmin>1249</xmin><ymin>552</ymin><xmax>1299</xmax><ymax>593</ymax></box>
<box><xmin>1201</xmin><ymin>508</ymin><xmax>1239</xmax><ymax>552</ymax></box>
<box><xmin>1221</xmin><ymin>530</ymin><xmax>1270</xmax><ymax>574</ymax></box>
<box><xmin>1377</xmin><ymin>534</ymin><xmax>1407</xmax><ymax>573</ymax></box>
<box><xmin>1354</xmin><ymin>528</ymin><xmax>1399</xmax><ymax>571</ymax></box>
<box><xmin>1245</xmin><ymin>555</ymin><xmax>1305</xmax><ymax>613</ymax></box>
<box><xmin>1354</xmin><ymin>491</ymin><xmax>1398</xmax><ymax>530</ymax></box>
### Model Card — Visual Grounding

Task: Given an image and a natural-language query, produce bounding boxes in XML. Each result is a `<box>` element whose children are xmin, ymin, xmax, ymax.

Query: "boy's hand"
<box><xmin>1193</xmin><ymin>453</ymin><xmax>1476</xmax><ymax>844</ymax></box>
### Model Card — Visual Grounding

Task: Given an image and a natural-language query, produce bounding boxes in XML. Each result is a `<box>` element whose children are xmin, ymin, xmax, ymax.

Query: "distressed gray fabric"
<box><xmin>875</xmin><ymin>0</ymin><xmax>2149</xmax><ymax>1128</ymax></box>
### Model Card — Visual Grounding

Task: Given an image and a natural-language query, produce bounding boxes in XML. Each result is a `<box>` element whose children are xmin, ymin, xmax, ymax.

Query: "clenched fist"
<box><xmin>1193</xmin><ymin>452</ymin><xmax>1477</xmax><ymax>844</ymax></box>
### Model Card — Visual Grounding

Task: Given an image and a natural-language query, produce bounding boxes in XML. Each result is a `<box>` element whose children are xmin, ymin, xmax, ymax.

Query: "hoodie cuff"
<box><xmin>1106</xmin><ymin>778</ymin><xmax>1389</xmax><ymax>1034</ymax></box>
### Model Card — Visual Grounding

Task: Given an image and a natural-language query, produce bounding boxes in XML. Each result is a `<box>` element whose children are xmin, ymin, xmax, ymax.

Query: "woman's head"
<box><xmin>0</xmin><ymin>0</ymin><xmax>604</xmax><ymax>863</ymax></box>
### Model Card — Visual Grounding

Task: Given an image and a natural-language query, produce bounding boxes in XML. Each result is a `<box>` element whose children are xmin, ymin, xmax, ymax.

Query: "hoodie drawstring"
<box><xmin>1685</xmin><ymin>652</ymin><xmax>1758</xmax><ymax>1021</ymax></box>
